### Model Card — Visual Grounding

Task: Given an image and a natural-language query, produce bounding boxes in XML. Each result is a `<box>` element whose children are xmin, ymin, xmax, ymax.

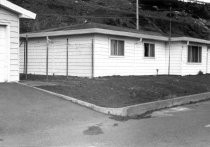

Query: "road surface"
<box><xmin>0</xmin><ymin>83</ymin><xmax>210</xmax><ymax>147</ymax></box>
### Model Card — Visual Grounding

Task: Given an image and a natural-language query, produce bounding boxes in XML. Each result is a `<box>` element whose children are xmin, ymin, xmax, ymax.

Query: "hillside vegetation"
<box><xmin>10</xmin><ymin>0</ymin><xmax>210</xmax><ymax>39</ymax></box>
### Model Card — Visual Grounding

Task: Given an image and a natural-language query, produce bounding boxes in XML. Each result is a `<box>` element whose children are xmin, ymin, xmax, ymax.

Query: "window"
<box><xmin>188</xmin><ymin>45</ymin><xmax>202</xmax><ymax>63</ymax></box>
<box><xmin>144</xmin><ymin>43</ymin><xmax>155</xmax><ymax>57</ymax></box>
<box><xmin>110</xmin><ymin>39</ymin><xmax>124</xmax><ymax>56</ymax></box>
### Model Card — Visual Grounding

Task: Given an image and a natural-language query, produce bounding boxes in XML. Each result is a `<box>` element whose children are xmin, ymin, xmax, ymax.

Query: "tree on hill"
<box><xmin>8</xmin><ymin>0</ymin><xmax>210</xmax><ymax>39</ymax></box>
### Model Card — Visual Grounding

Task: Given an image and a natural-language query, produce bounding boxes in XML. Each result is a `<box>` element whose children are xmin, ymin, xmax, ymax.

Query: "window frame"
<box><xmin>109</xmin><ymin>38</ymin><xmax>125</xmax><ymax>57</ymax></box>
<box><xmin>187</xmin><ymin>45</ymin><xmax>202</xmax><ymax>63</ymax></box>
<box><xmin>144</xmin><ymin>42</ymin><xmax>155</xmax><ymax>58</ymax></box>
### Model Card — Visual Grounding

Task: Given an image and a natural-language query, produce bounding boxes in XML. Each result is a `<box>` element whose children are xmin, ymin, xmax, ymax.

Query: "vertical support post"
<box><xmin>66</xmin><ymin>38</ymin><xmax>69</xmax><ymax>78</ymax></box>
<box><xmin>23</xmin><ymin>40</ymin><xmax>26</xmax><ymax>75</ymax></box>
<box><xmin>168</xmin><ymin>7</ymin><xmax>172</xmax><ymax>75</ymax></box>
<box><xmin>25</xmin><ymin>35</ymin><xmax>28</xmax><ymax>80</ymax></box>
<box><xmin>206</xmin><ymin>47</ymin><xmax>209</xmax><ymax>74</ymax></box>
<box><xmin>46</xmin><ymin>36</ymin><xmax>49</xmax><ymax>81</ymax></box>
<box><xmin>136</xmin><ymin>0</ymin><xmax>139</xmax><ymax>30</ymax></box>
<box><xmin>91</xmin><ymin>35</ymin><xmax>95</xmax><ymax>78</ymax></box>
<box><xmin>180</xmin><ymin>45</ymin><xmax>184</xmax><ymax>76</ymax></box>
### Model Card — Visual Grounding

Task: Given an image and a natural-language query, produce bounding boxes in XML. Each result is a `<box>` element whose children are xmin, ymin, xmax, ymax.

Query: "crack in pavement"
<box><xmin>151</xmin><ymin>107</ymin><xmax>192</xmax><ymax>118</ymax></box>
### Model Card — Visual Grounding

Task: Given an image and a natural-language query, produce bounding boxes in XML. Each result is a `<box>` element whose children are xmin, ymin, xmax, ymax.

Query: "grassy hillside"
<box><xmin>10</xmin><ymin>0</ymin><xmax>210</xmax><ymax>39</ymax></box>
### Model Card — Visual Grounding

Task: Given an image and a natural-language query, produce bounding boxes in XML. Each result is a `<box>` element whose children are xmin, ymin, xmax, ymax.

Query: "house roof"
<box><xmin>20</xmin><ymin>22</ymin><xmax>210</xmax><ymax>44</ymax></box>
<box><xmin>36</xmin><ymin>23</ymin><xmax>164</xmax><ymax>36</ymax></box>
<box><xmin>20</xmin><ymin>23</ymin><xmax>169</xmax><ymax>41</ymax></box>
<box><xmin>0</xmin><ymin>0</ymin><xmax>36</xmax><ymax>19</ymax></box>
<box><xmin>172</xmin><ymin>37</ymin><xmax>210</xmax><ymax>45</ymax></box>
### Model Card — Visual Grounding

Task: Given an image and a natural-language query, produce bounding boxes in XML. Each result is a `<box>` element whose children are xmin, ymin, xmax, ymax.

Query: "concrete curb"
<box><xmin>18</xmin><ymin>82</ymin><xmax>210</xmax><ymax>117</ymax></box>
<box><xmin>126</xmin><ymin>93</ymin><xmax>210</xmax><ymax>116</ymax></box>
<box><xmin>18</xmin><ymin>82</ymin><xmax>126</xmax><ymax>116</ymax></box>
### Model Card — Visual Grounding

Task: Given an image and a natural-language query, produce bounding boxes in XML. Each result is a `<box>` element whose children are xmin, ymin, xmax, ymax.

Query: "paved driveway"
<box><xmin>0</xmin><ymin>83</ymin><xmax>112</xmax><ymax>146</ymax></box>
<box><xmin>1</xmin><ymin>83</ymin><xmax>210</xmax><ymax>147</ymax></box>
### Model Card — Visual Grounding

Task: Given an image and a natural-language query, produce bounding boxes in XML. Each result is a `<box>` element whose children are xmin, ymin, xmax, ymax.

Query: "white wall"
<box><xmin>94</xmin><ymin>34</ymin><xmax>167</xmax><ymax>77</ymax></box>
<box><xmin>165</xmin><ymin>42</ymin><xmax>183</xmax><ymax>75</ymax></box>
<box><xmin>20</xmin><ymin>38</ymin><xmax>47</xmax><ymax>75</ymax></box>
<box><xmin>181</xmin><ymin>43</ymin><xmax>208</xmax><ymax>75</ymax></box>
<box><xmin>135</xmin><ymin>39</ymin><xmax>167</xmax><ymax>75</ymax></box>
<box><xmin>20</xmin><ymin>35</ymin><xmax>92</xmax><ymax>77</ymax></box>
<box><xmin>94</xmin><ymin>35</ymin><xmax>210</xmax><ymax>77</ymax></box>
<box><xmin>50</xmin><ymin>35</ymin><xmax>92</xmax><ymax>77</ymax></box>
<box><xmin>94</xmin><ymin>34</ymin><xmax>136</xmax><ymax>76</ymax></box>
<box><xmin>20</xmin><ymin>33</ymin><xmax>210</xmax><ymax>77</ymax></box>
<box><xmin>0</xmin><ymin>8</ymin><xmax>19</xmax><ymax>82</ymax></box>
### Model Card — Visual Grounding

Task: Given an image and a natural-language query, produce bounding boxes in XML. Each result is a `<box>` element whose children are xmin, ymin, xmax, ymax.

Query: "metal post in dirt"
<box><xmin>66</xmin><ymin>38</ymin><xmax>69</xmax><ymax>78</ymax></box>
<box><xmin>46</xmin><ymin>36</ymin><xmax>49</xmax><ymax>81</ymax></box>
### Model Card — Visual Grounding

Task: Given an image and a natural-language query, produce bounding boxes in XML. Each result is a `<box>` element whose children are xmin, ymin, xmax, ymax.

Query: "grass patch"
<box><xmin>20</xmin><ymin>74</ymin><xmax>210</xmax><ymax>108</ymax></box>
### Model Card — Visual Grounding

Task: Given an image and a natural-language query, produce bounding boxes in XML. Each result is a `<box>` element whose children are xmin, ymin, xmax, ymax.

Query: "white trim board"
<box><xmin>21</xmin><ymin>28</ymin><xmax>210</xmax><ymax>45</ymax></box>
<box><xmin>21</xmin><ymin>28</ymin><xmax>169</xmax><ymax>41</ymax></box>
<box><xmin>0</xmin><ymin>23</ymin><xmax>10</xmax><ymax>82</ymax></box>
<box><xmin>0</xmin><ymin>0</ymin><xmax>36</xmax><ymax>19</ymax></box>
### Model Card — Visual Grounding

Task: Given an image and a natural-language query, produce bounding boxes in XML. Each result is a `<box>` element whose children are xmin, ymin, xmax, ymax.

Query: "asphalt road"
<box><xmin>0</xmin><ymin>83</ymin><xmax>210</xmax><ymax>147</ymax></box>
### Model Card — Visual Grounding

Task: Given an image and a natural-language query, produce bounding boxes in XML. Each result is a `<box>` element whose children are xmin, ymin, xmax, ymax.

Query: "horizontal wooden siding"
<box><xmin>0</xmin><ymin>8</ymin><xmax>19</xmax><ymax>81</ymax></box>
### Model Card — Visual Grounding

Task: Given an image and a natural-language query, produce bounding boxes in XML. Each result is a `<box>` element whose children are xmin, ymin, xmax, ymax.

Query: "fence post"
<box><xmin>66</xmin><ymin>38</ymin><xmax>69</xmax><ymax>78</ymax></box>
<box><xmin>46</xmin><ymin>36</ymin><xmax>49</xmax><ymax>81</ymax></box>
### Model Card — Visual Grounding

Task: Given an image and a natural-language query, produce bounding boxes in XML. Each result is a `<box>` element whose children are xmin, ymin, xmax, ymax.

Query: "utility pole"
<box><xmin>168</xmin><ymin>6</ymin><xmax>172</xmax><ymax>75</ymax></box>
<box><xmin>136</xmin><ymin>0</ymin><xmax>139</xmax><ymax>30</ymax></box>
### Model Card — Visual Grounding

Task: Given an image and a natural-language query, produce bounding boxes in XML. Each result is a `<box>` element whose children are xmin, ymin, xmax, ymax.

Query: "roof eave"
<box><xmin>20</xmin><ymin>28</ymin><xmax>210</xmax><ymax>44</ymax></box>
<box><xmin>172</xmin><ymin>37</ymin><xmax>210</xmax><ymax>45</ymax></box>
<box><xmin>19</xmin><ymin>13</ymin><xmax>36</xmax><ymax>19</ymax></box>
<box><xmin>0</xmin><ymin>0</ymin><xmax>36</xmax><ymax>19</ymax></box>
<box><xmin>20</xmin><ymin>28</ymin><xmax>169</xmax><ymax>41</ymax></box>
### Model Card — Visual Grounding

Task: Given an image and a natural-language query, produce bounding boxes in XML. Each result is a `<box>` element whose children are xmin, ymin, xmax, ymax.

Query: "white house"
<box><xmin>20</xmin><ymin>23</ymin><xmax>210</xmax><ymax>78</ymax></box>
<box><xmin>0</xmin><ymin>0</ymin><xmax>36</xmax><ymax>82</ymax></box>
